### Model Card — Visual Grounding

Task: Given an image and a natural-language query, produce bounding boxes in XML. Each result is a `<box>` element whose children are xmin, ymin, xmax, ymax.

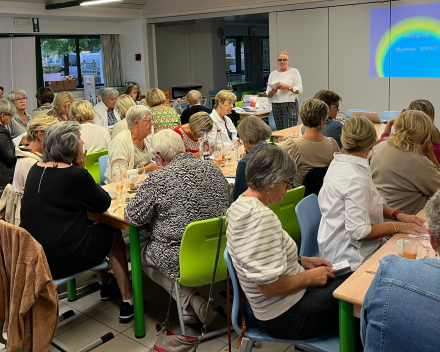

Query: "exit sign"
<box><xmin>32</xmin><ymin>18</ymin><xmax>39</xmax><ymax>33</ymax></box>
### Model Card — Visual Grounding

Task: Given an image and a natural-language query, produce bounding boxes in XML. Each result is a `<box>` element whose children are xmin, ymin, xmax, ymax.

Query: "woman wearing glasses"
<box><xmin>0</xmin><ymin>100</ymin><xmax>17</xmax><ymax>191</ymax></box>
<box><xmin>6</xmin><ymin>89</ymin><xmax>31</xmax><ymax>141</ymax></box>
<box><xmin>267</xmin><ymin>52</ymin><xmax>303</xmax><ymax>130</ymax></box>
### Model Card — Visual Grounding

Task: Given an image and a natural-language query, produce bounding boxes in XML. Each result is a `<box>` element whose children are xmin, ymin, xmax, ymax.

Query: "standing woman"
<box><xmin>267</xmin><ymin>52</ymin><xmax>303</xmax><ymax>130</ymax></box>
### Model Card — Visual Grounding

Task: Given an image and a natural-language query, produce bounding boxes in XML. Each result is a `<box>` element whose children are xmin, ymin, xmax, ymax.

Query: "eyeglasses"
<box><xmin>283</xmin><ymin>179</ymin><xmax>294</xmax><ymax>188</ymax></box>
<box><xmin>330</xmin><ymin>104</ymin><xmax>340</xmax><ymax>109</ymax></box>
<box><xmin>277</xmin><ymin>59</ymin><xmax>289</xmax><ymax>62</ymax></box>
<box><xmin>13</xmin><ymin>98</ymin><xmax>27</xmax><ymax>102</ymax></box>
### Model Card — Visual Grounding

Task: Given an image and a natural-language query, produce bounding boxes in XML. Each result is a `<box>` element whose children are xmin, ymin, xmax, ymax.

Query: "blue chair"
<box><xmin>295</xmin><ymin>194</ymin><xmax>321</xmax><ymax>257</ymax></box>
<box><xmin>346</xmin><ymin>109</ymin><xmax>370</xmax><ymax>117</ymax></box>
<box><xmin>268</xmin><ymin>110</ymin><xmax>277</xmax><ymax>131</ymax></box>
<box><xmin>380</xmin><ymin>111</ymin><xmax>400</xmax><ymax>122</ymax></box>
<box><xmin>224</xmin><ymin>249</ymin><xmax>339</xmax><ymax>352</ymax></box>
<box><xmin>99</xmin><ymin>154</ymin><xmax>109</xmax><ymax>185</ymax></box>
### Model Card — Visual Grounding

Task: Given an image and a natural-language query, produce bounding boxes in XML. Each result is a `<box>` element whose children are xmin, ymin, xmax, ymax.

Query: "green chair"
<box><xmin>85</xmin><ymin>149</ymin><xmax>108</xmax><ymax>183</ymax></box>
<box><xmin>268</xmin><ymin>186</ymin><xmax>305</xmax><ymax>243</ymax></box>
<box><xmin>235</xmin><ymin>101</ymin><xmax>243</xmax><ymax>107</ymax></box>
<box><xmin>174</xmin><ymin>217</ymin><xmax>228</xmax><ymax>339</ymax></box>
<box><xmin>240</xmin><ymin>90</ymin><xmax>254</xmax><ymax>101</ymax></box>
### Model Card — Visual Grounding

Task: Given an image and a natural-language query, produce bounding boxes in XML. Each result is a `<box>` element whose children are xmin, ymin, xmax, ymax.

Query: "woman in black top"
<box><xmin>0</xmin><ymin>99</ymin><xmax>17</xmax><ymax>190</ymax></box>
<box><xmin>20</xmin><ymin>121</ymin><xmax>134</xmax><ymax>323</ymax></box>
<box><xmin>179</xmin><ymin>90</ymin><xmax>212</xmax><ymax>125</ymax></box>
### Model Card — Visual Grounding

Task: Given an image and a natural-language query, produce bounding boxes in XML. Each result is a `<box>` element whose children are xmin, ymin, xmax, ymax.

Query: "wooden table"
<box><xmin>238</xmin><ymin>110</ymin><xmax>270</xmax><ymax>119</ymax></box>
<box><xmin>171</xmin><ymin>85</ymin><xmax>203</xmax><ymax>99</ymax></box>
<box><xmin>271</xmin><ymin>123</ymin><xmax>385</xmax><ymax>143</ymax></box>
<box><xmin>333</xmin><ymin>209</ymin><xmax>428</xmax><ymax>351</ymax></box>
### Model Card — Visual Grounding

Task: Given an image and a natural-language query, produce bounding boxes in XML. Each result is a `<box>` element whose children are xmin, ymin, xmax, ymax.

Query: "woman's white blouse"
<box><xmin>317</xmin><ymin>153</ymin><xmax>383</xmax><ymax>271</ymax></box>
<box><xmin>266</xmin><ymin>68</ymin><xmax>303</xmax><ymax>103</ymax></box>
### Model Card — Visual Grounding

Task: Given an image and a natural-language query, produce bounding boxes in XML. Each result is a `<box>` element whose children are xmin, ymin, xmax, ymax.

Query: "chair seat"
<box><xmin>245</xmin><ymin>326</ymin><xmax>339</xmax><ymax>352</ymax></box>
<box><xmin>53</xmin><ymin>262</ymin><xmax>108</xmax><ymax>286</ymax></box>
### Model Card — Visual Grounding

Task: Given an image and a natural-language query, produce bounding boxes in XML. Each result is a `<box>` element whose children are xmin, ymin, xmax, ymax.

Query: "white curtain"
<box><xmin>101</xmin><ymin>34</ymin><xmax>124</xmax><ymax>87</ymax></box>
<box><xmin>0</xmin><ymin>37</ymin><xmax>37</xmax><ymax>111</ymax></box>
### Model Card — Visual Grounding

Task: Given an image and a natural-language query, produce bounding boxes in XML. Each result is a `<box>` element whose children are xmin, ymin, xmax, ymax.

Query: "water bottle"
<box><xmin>213</xmin><ymin>129</ymin><xmax>225</xmax><ymax>167</ymax></box>
<box><xmin>176</xmin><ymin>98</ymin><xmax>183</xmax><ymax>115</ymax></box>
<box><xmin>200</xmin><ymin>128</ymin><xmax>210</xmax><ymax>160</ymax></box>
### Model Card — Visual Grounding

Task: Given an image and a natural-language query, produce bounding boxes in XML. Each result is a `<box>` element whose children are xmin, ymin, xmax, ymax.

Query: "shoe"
<box><xmin>191</xmin><ymin>295</ymin><xmax>218</xmax><ymax>327</ymax></box>
<box><xmin>183</xmin><ymin>305</ymin><xmax>198</xmax><ymax>325</ymax></box>
<box><xmin>119</xmin><ymin>301</ymin><xmax>134</xmax><ymax>324</ymax></box>
<box><xmin>100</xmin><ymin>275</ymin><xmax>120</xmax><ymax>301</ymax></box>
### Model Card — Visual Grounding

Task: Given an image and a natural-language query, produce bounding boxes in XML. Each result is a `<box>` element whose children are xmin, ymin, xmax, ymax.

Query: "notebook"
<box><xmin>350</xmin><ymin>111</ymin><xmax>382</xmax><ymax>124</ymax></box>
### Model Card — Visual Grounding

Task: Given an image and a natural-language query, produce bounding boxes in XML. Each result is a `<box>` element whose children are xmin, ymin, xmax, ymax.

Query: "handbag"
<box><xmin>149</xmin><ymin>216</ymin><xmax>225</xmax><ymax>352</ymax></box>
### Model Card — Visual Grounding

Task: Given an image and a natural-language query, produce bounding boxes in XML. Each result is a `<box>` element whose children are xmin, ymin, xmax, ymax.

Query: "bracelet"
<box><xmin>392</xmin><ymin>209</ymin><xmax>403</xmax><ymax>220</ymax></box>
<box><xmin>392</xmin><ymin>222</ymin><xmax>397</xmax><ymax>234</ymax></box>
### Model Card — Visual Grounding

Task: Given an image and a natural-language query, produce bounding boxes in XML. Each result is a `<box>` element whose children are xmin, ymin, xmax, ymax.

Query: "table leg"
<box><xmin>339</xmin><ymin>300</ymin><xmax>355</xmax><ymax>352</ymax></box>
<box><xmin>129</xmin><ymin>225</ymin><xmax>146</xmax><ymax>338</ymax></box>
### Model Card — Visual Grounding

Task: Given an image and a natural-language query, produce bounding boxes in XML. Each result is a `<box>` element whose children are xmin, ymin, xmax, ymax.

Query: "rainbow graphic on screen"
<box><xmin>370</xmin><ymin>3</ymin><xmax>440</xmax><ymax>78</ymax></box>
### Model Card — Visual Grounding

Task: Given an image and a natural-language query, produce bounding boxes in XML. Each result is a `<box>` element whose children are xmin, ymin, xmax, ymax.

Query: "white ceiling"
<box><xmin>14</xmin><ymin>0</ymin><xmax>147</xmax><ymax>10</ymax></box>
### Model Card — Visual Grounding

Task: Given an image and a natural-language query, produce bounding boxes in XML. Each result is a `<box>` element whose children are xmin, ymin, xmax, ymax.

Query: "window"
<box><xmin>40</xmin><ymin>36</ymin><xmax>103</xmax><ymax>88</ymax></box>
<box><xmin>226</xmin><ymin>37</ymin><xmax>244</xmax><ymax>75</ymax></box>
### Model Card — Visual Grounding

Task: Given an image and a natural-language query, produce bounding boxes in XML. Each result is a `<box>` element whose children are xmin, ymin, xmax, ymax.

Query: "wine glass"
<box><xmin>420</xmin><ymin>238</ymin><xmax>431</xmax><ymax>258</ymax></box>
<box><xmin>113</xmin><ymin>175</ymin><xmax>124</xmax><ymax>207</ymax></box>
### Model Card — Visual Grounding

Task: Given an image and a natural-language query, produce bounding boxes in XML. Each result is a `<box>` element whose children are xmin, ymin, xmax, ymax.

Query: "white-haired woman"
<box><xmin>20</xmin><ymin>121</ymin><xmax>134</xmax><ymax>323</ymax></box>
<box><xmin>173</xmin><ymin>112</ymin><xmax>213</xmax><ymax>155</ymax></box>
<box><xmin>70</xmin><ymin>100</ymin><xmax>111</xmax><ymax>153</ymax></box>
<box><xmin>47</xmin><ymin>91</ymin><xmax>74</xmax><ymax>121</ymax></box>
<box><xmin>232</xmin><ymin>114</ymin><xmax>272</xmax><ymax>201</ymax></box>
<box><xmin>7</xmin><ymin>89</ymin><xmax>31</xmax><ymax>140</ymax></box>
<box><xmin>267</xmin><ymin>52</ymin><xmax>303</xmax><ymax>130</ymax></box>
<box><xmin>125</xmin><ymin>129</ymin><xmax>231</xmax><ymax>325</ymax></box>
<box><xmin>0</xmin><ymin>99</ymin><xmax>17</xmax><ymax>190</ymax></box>
<box><xmin>111</xmin><ymin>94</ymin><xmax>136</xmax><ymax>140</ymax></box>
<box><xmin>179</xmin><ymin>90</ymin><xmax>212</xmax><ymax>125</ymax></box>
<box><xmin>93</xmin><ymin>88</ymin><xmax>121</xmax><ymax>128</ymax></box>
<box><xmin>104</xmin><ymin>105</ymin><xmax>161</xmax><ymax>183</ymax></box>
<box><xmin>209</xmin><ymin>90</ymin><xmax>237</xmax><ymax>149</ymax></box>
<box><xmin>227</xmin><ymin>144</ymin><xmax>346</xmax><ymax>340</ymax></box>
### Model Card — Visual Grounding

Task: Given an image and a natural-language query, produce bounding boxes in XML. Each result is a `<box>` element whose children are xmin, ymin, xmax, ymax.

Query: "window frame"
<box><xmin>226</xmin><ymin>36</ymin><xmax>244</xmax><ymax>75</ymax></box>
<box><xmin>37</xmin><ymin>35</ymin><xmax>103</xmax><ymax>89</ymax></box>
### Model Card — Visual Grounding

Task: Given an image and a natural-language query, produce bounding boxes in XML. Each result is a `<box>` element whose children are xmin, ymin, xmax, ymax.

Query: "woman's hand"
<box><xmin>74</xmin><ymin>149</ymin><xmax>87</xmax><ymax>168</ymax></box>
<box><xmin>395</xmin><ymin>221</ymin><xmax>423</xmax><ymax>235</ymax></box>
<box><xmin>307</xmin><ymin>266</ymin><xmax>336</xmax><ymax>286</ymax></box>
<box><xmin>143</xmin><ymin>162</ymin><xmax>162</xmax><ymax>173</ymax></box>
<box><xmin>276</xmin><ymin>83</ymin><xmax>290</xmax><ymax>90</ymax></box>
<box><xmin>383</xmin><ymin>116</ymin><xmax>398</xmax><ymax>135</ymax></box>
<box><xmin>397</xmin><ymin>213</ymin><xmax>425</xmax><ymax>227</ymax></box>
<box><xmin>301</xmin><ymin>256</ymin><xmax>333</xmax><ymax>270</ymax></box>
<box><xmin>421</xmin><ymin>139</ymin><xmax>440</xmax><ymax>167</ymax></box>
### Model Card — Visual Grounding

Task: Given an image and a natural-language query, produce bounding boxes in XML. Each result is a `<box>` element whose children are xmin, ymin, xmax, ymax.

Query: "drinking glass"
<box><xmin>113</xmin><ymin>175</ymin><xmax>124</xmax><ymax>207</ymax></box>
<box><xmin>403</xmin><ymin>237</ymin><xmax>418</xmax><ymax>259</ymax></box>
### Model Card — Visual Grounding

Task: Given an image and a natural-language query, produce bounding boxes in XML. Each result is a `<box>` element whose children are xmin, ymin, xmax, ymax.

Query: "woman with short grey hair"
<box><xmin>93</xmin><ymin>87</ymin><xmax>121</xmax><ymax>128</ymax></box>
<box><xmin>0</xmin><ymin>99</ymin><xmax>17</xmax><ymax>190</ymax></box>
<box><xmin>232</xmin><ymin>115</ymin><xmax>273</xmax><ymax>200</ymax></box>
<box><xmin>226</xmin><ymin>143</ymin><xmax>348</xmax><ymax>340</ymax></box>
<box><xmin>104</xmin><ymin>105</ymin><xmax>162</xmax><ymax>183</ymax></box>
<box><xmin>7</xmin><ymin>88</ymin><xmax>30</xmax><ymax>140</ymax></box>
<box><xmin>20</xmin><ymin>120</ymin><xmax>134</xmax><ymax>324</ymax></box>
<box><xmin>125</xmin><ymin>129</ymin><xmax>231</xmax><ymax>326</ymax></box>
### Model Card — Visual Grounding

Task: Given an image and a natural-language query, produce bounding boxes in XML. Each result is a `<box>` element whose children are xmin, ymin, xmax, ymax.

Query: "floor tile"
<box><xmin>93</xmin><ymin>304</ymin><xmax>154</xmax><ymax>333</ymax></box>
<box><xmin>55</xmin><ymin>305</ymin><xmax>90</xmax><ymax>336</ymax></box>
<box><xmin>196</xmin><ymin>338</ymin><xmax>226</xmax><ymax>352</ymax></box>
<box><xmin>54</xmin><ymin>319</ymin><xmax>118</xmax><ymax>351</ymax></box>
<box><xmin>93</xmin><ymin>333</ymin><xmax>146</xmax><ymax>352</ymax></box>
<box><xmin>216</xmin><ymin>330</ymin><xmax>238</xmax><ymax>344</ymax></box>
<box><xmin>63</xmin><ymin>290</ymin><xmax>116</xmax><ymax>317</ymax></box>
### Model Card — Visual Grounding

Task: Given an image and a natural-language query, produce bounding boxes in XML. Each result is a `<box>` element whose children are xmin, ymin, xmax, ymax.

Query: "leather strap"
<box><xmin>237</xmin><ymin>289</ymin><xmax>247</xmax><ymax>348</ymax></box>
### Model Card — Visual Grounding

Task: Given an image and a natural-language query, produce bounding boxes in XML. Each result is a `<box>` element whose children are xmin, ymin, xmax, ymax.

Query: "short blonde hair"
<box><xmin>146</xmin><ymin>88</ymin><xmax>166</xmax><ymax>107</ymax></box>
<box><xmin>342</xmin><ymin>116</ymin><xmax>377</xmax><ymax>153</ymax></box>
<box><xmin>189</xmin><ymin>112</ymin><xmax>213</xmax><ymax>139</ymax></box>
<box><xmin>69</xmin><ymin>100</ymin><xmax>94</xmax><ymax>123</ymax></box>
<box><xmin>388</xmin><ymin>110</ymin><xmax>432</xmax><ymax>153</ymax></box>
<box><xmin>214</xmin><ymin>90</ymin><xmax>236</xmax><ymax>109</ymax></box>
<box><xmin>27</xmin><ymin>115</ymin><xmax>59</xmax><ymax>142</ymax></box>
<box><xmin>116</xmin><ymin>94</ymin><xmax>136</xmax><ymax>118</ymax></box>
<box><xmin>53</xmin><ymin>91</ymin><xmax>74</xmax><ymax>111</ymax></box>
<box><xmin>408</xmin><ymin>99</ymin><xmax>440</xmax><ymax>145</ymax></box>
<box><xmin>237</xmin><ymin>115</ymin><xmax>272</xmax><ymax>144</ymax></box>
<box><xmin>187</xmin><ymin>90</ymin><xmax>202</xmax><ymax>105</ymax></box>
<box><xmin>300</xmin><ymin>99</ymin><xmax>329</xmax><ymax>128</ymax></box>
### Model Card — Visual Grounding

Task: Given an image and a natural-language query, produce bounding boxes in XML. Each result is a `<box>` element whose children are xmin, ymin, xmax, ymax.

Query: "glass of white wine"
<box><xmin>113</xmin><ymin>175</ymin><xmax>124</xmax><ymax>208</ymax></box>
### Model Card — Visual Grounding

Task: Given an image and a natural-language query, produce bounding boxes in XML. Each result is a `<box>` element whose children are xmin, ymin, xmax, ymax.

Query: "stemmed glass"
<box><xmin>113</xmin><ymin>175</ymin><xmax>124</xmax><ymax>208</ymax></box>
<box><xmin>234</xmin><ymin>139</ymin><xmax>245</xmax><ymax>162</ymax></box>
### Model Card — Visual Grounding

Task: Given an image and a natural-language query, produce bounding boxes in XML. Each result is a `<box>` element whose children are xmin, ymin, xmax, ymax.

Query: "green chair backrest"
<box><xmin>268</xmin><ymin>186</ymin><xmax>305</xmax><ymax>242</ymax></box>
<box><xmin>235</xmin><ymin>101</ymin><xmax>243</xmax><ymax>108</ymax></box>
<box><xmin>240</xmin><ymin>90</ymin><xmax>254</xmax><ymax>101</ymax></box>
<box><xmin>85</xmin><ymin>149</ymin><xmax>108</xmax><ymax>183</ymax></box>
<box><xmin>178</xmin><ymin>217</ymin><xmax>227</xmax><ymax>288</ymax></box>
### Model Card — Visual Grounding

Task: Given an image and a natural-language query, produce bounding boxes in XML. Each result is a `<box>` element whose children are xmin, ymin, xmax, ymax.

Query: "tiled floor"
<box><xmin>0</xmin><ymin>271</ymin><xmax>299</xmax><ymax>352</ymax></box>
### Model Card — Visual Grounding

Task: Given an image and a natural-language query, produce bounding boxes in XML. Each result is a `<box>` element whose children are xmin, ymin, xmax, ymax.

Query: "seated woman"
<box><xmin>0</xmin><ymin>99</ymin><xmax>17</xmax><ymax>191</ymax></box>
<box><xmin>370</xmin><ymin>110</ymin><xmax>440</xmax><ymax>215</ymax></box>
<box><xmin>20</xmin><ymin>121</ymin><xmax>134</xmax><ymax>323</ymax></box>
<box><xmin>31</xmin><ymin>87</ymin><xmax>54</xmax><ymax>119</ymax></box>
<box><xmin>145</xmin><ymin>88</ymin><xmax>179</xmax><ymax>132</ymax></box>
<box><xmin>93</xmin><ymin>88</ymin><xmax>121</xmax><ymax>128</ymax></box>
<box><xmin>47</xmin><ymin>91</ymin><xmax>74</xmax><ymax>121</ymax></box>
<box><xmin>112</xmin><ymin>94</ymin><xmax>136</xmax><ymax>140</ymax></box>
<box><xmin>381</xmin><ymin>99</ymin><xmax>440</xmax><ymax>163</ymax></box>
<box><xmin>125</xmin><ymin>129</ymin><xmax>231</xmax><ymax>325</ymax></box>
<box><xmin>173</xmin><ymin>112</ymin><xmax>213</xmax><ymax>155</ymax></box>
<box><xmin>318</xmin><ymin>116</ymin><xmax>424</xmax><ymax>271</ymax></box>
<box><xmin>104</xmin><ymin>105</ymin><xmax>161</xmax><ymax>183</ymax></box>
<box><xmin>6</xmin><ymin>89</ymin><xmax>31</xmax><ymax>140</ymax></box>
<box><xmin>179</xmin><ymin>90</ymin><xmax>212</xmax><ymax>125</ymax></box>
<box><xmin>362</xmin><ymin>189</ymin><xmax>440</xmax><ymax>351</ymax></box>
<box><xmin>232</xmin><ymin>115</ymin><xmax>272</xmax><ymax>201</ymax></box>
<box><xmin>70</xmin><ymin>100</ymin><xmax>111</xmax><ymax>153</ymax></box>
<box><xmin>227</xmin><ymin>144</ymin><xmax>348</xmax><ymax>340</ymax></box>
<box><xmin>208</xmin><ymin>90</ymin><xmax>237</xmax><ymax>149</ymax></box>
<box><xmin>125</xmin><ymin>84</ymin><xmax>142</xmax><ymax>105</ymax></box>
<box><xmin>14</xmin><ymin>115</ymin><xmax>59</xmax><ymax>196</ymax></box>
<box><xmin>282</xmin><ymin>99</ymin><xmax>340</xmax><ymax>188</ymax></box>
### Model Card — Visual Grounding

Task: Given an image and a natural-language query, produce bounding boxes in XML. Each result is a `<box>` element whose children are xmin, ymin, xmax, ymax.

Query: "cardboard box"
<box><xmin>63</xmin><ymin>79</ymin><xmax>77</xmax><ymax>91</ymax></box>
<box><xmin>45</xmin><ymin>81</ymin><xmax>64</xmax><ymax>92</ymax></box>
